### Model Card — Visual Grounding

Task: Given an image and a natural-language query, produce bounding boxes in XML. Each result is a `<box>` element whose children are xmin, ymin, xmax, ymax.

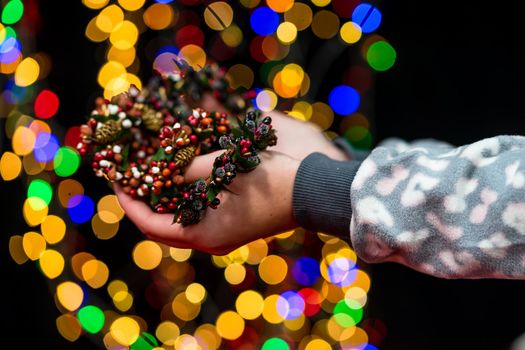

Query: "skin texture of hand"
<box><xmin>115</xmin><ymin>151</ymin><xmax>300</xmax><ymax>255</ymax></box>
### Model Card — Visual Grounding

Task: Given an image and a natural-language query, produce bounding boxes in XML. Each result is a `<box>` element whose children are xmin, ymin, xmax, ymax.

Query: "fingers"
<box><xmin>183</xmin><ymin>150</ymin><xmax>223</xmax><ymax>182</ymax></box>
<box><xmin>114</xmin><ymin>184</ymin><xmax>189</xmax><ymax>244</ymax></box>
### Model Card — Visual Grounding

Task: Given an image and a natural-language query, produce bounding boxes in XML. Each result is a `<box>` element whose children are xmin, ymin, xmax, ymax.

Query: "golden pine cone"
<box><xmin>142</xmin><ymin>108</ymin><xmax>163</xmax><ymax>132</ymax></box>
<box><xmin>94</xmin><ymin>119</ymin><xmax>121</xmax><ymax>144</ymax></box>
<box><xmin>174</xmin><ymin>146</ymin><xmax>196</xmax><ymax>168</ymax></box>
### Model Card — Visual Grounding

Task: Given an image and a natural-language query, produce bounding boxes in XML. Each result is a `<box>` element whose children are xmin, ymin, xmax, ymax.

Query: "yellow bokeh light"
<box><xmin>82</xmin><ymin>0</ymin><xmax>109</xmax><ymax>9</ymax></box>
<box><xmin>311</xmin><ymin>0</ymin><xmax>331</xmax><ymax>7</ymax></box>
<box><xmin>345</xmin><ymin>286</ymin><xmax>368</xmax><ymax>309</ymax></box>
<box><xmin>111</xmin><ymin>317</ymin><xmax>140</xmax><ymax>346</ymax></box>
<box><xmin>104</xmin><ymin>76</ymin><xmax>130</xmax><ymax>100</ymax></box>
<box><xmin>9</xmin><ymin>235</ymin><xmax>28</xmax><ymax>265</ymax></box>
<box><xmin>14</xmin><ymin>57</ymin><xmax>40</xmax><ymax>87</ymax></box>
<box><xmin>226</xmin><ymin>64</ymin><xmax>254</xmax><ymax>89</ymax></box>
<box><xmin>133</xmin><ymin>240</ymin><xmax>163</xmax><ymax>270</ymax></box>
<box><xmin>273</xmin><ymin>72</ymin><xmax>300</xmax><ymax>98</ymax></box>
<box><xmin>0</xmin><ymin>23</ymin><xmax>5</xmax><ymax>43</ymax></box>
<box><xmin>23</xmin><ymin>154</ymin><xmax>45</xmax><ymax>175</ymax></box>
<box><xmin>284</xmin><ymin>3</ymin><xmax>313</xmax><ymax>31</ymax></box>
<box><xmin>0</xmin><ymin>151</ymin><xmax>22</xmax><ymax>181</ymax></box>
<box><xmin>56</xmin><ymin>314</ymin><xmax>82</xmax><ymax>342</ymax></box>
<box><xmin>277</xmin><ymin>22</ymin><xmax>298</xmax><ymax>44</ymax></box>
<box><xmin>23</xmin><ymin>198</ymin><xmax>48</xmax><ymax>227</ymax></box>
<box><xmin>215</xmin><ymin>311</ymin><xmax>245</xmax><ymax>340</ymax></box>
<box><xmin>240</xmin><ymin>0</ymin><xmax>260</xmax><ymax>8</ymax></box>
<box><xmin>259</xmin><ymin>255</ymin><xmax>288</xmax><ymax>285</ymax></box>
<box><xmin>312</xmin><ymin>10</ymin><xmax>340</xmax><ymax>39</ymax></box>
<box><xmin>255</xmin><ymin>89</ymin><xmax>278</xmax><ymax>112</ymax></box>
<box><xmin>39</xmin><ymin>249</ymin><xmax>65</xmax><ymax>279</ymax></box>
<box><xmin>171</xmin><ymin>292</ymin><xmax>201</xmax><ymax>321</ymax></box>
<box><xmin>58</xmin><ymin>179</ymin><xmax>84</xmax><ymax>208</ymax></box>
<box><xmin>107</xmin><ymin>46</ymin><xmax>136</xmax><ymax>68</ymax></box>
<box><xmin>96</xmin><ymin>5</ymin><xmax>124</xmax><ymax>33</ymax></box>
<box><xmin>245</xmin><ymin>239</ymin><xmax>268</xmax><ymax>265</ymax></box>
<box><xmin>235</xmin><ymin>290</ymin><xmax>263</xmax><ymax>320</ymax></box>
<box><xmin>110</xmin><ymin>20</ymin><xmax>139</xmax><ymax>50</ymax></box>
<box><xmin>204</xmin><ymin>2</ymin><xmax>233</xmax><ymax>31</ymax></box>
<box><xmin>85</xmin><ymin>16</ymin><xmax>110</xmax><ymax>42</ymax></box>
<box><xmin>12</xmin><ymin>126</ymin><xmax>35</xmax><ymax>156</ymax></box>
<box><xmin>174</xmin><ymin>334</ymin><xmax>199</xmax><ymax>350</ymax></box>
<box><xmin>262</xmin><ymin>294</ymin><xmax>285</xmax><ymax>324</ymax></box>
<box><xmin>156</xmin><ymin>321</ymin><xmax>180</xmax><ymax>346</ymax></box>
<box><xmin>118</xmin><ymin>0</ymin><xmax>145</xmax><ymax>11</ymax></box>
<box><xmin>126</xmin><ymin>73</ymin><xmax>142</xmax><ymax>90</ymax></box>
<box><xmin>305</xmin><ymin>338</ymin><xmax>332</xmax><ymax>350</ymax></box>
<box><xmin>194</xmin><ymin>324</ymin><xmax>221</xmax><ymax>350</ymax></box>
<box><xmin>169</xmin><ymin>247</ymin><xmax>192</xmax><ymax>262</ymax></box>
<box><xmin>352</xmin><ymin>270</ymin><xmax>371</xmax><ymax>293</ymax></box>
<box><xmin>179</xmin><ymin>44</ymin><xmax>206</xmax><ymax>70</ymax></box>
<box><xmin>91</xmin><ymin>213</ymin><xmax>120</xmax><ymax>240</ymax></box>
<box><xmin>113</xmin><ymin>291</ymin><xmax>133</xmax><ymax>312</ymax></box>
<box><xmin>220</xmin><ymin>24</ymin><xmax>243</xmax><ymax>48</ymax></box>
<box><xmin>310</xmin><ymin>101</ymin><xmax>334</xmax><ymax>130</ymax></box>
<box><xmin>41</xmin><ymin>215</ymin><xmax>66</xmax><ymax>244</ymax></box>
<box><xmin>98</xmin><ymin>60</ymin><xmax>126</xmax><ymax>88</ymax></box>
<box><xmin>98</xmin><ymin>194</ymin><xmax>124</xmax><ymax>222</ymax></box>
<box><xmin>108</xmin><ymin>279</ymin><xmax>128</xmax><ymax>298</ymax></box>
<box><xmin>143</xmin><ymin>3</ymin><xmax>174</xmax><ymax>30</ymax></box>
<box><xmin>267</xmin><ymin>0</ymin><xmax>294</xmax><ymax>12</ymax></box>
<box><xmin>224</xmin><ymin>262</ymin><xmax>246</xmax><ymax>285</ymax></box>
<box><xmin>327</xmin><ymin>316</ymin><xmax>356</xmax><ymax>342</ymax></box>
<box><xmin>82</xmin><ymin>259</ymin><xmax>110</xmax><ymax>288</ymax></box>
<box><xmin>57</xmin><ymin>281</ymin><xmax>84</xmax><ymax>311</ymax></box>
<box><xmin>22</xmin><ymin>231</ymin><xmax>46</xmax><ymax>261</ymax></box>
<box><xmin>284</xmin><ymin>313</ymin><xmax>305</xmax><ymax>331</ymax></box>
<box><xmin>339</xmin><ymin>327</ymin><xmax>368</xmax><ymax>348</ymax></box>
<box><xmin>71</xmin><ymin>252</ymin><xmax>95</xmax><ymax>280</ymax></box>
<box><xmin>340</xmin><ymin>21</ymin><xmax>362</xmax><ymax>44</ymax></box>
<box><xmin>186</xmin><ymin>283</ymin><xmax>207</xmax><ymax>304</ymax></box>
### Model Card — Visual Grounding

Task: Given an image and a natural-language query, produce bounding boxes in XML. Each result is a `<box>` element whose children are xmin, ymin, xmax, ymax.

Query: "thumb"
<box><xmin>182</xmin><ymin>150</ymin><xmax>223</xmax><ymax>182</ymax></box>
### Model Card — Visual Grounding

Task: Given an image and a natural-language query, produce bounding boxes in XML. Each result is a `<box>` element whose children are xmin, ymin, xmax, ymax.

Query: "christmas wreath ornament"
<box><xmin>78</xmin><ymin>61</ymin><xmax>277</xmax><ymax>226</ymax></box>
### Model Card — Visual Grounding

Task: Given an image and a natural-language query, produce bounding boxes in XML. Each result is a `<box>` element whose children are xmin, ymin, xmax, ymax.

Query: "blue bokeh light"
<box><xmin>328</xmin><ymin>85</ymin><xmax>360</xmax><ymax>115</ymax></box>
<box><xmin>292</xmin><ymin>257</ymin><xmax>321</xmax><ymax>286</ymax></box>
<box><xmin>352</xmin><ymin>3</ymin><xmax>382</xmax><ymax>33</ymax></box>
<box><xmin>0</xmin><ymin>36</ymin><xmax>22</xmax><ymax>64</ymax></box>
<box><xmin>33</xmin><ymin>132</ymin><xmax>60</xmax><ymax>163</ymax></box>
<box><xmin>276</xmin><ymin>291</ymin><xmax>305</xmax><ymax>320</ymax></box>
<box><xmin>250</xmin><ymin>7</ymin><xmax>279</xmax><ymax>36</ymax></box>
<box><xmin>68</xmin><ymin>194</ymin><xmax>95</xmax><ymax>224</ymax></box>
<box><xmin>327</xmin><ymin>257</ymin><xmax>358</xmax><ymax>287</ymax></box>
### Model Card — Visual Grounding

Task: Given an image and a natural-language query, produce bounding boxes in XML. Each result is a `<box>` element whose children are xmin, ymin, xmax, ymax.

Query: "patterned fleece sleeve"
<box><xmin>350</xmin><ymin>135</ymin><xmax>525</xmax><ymax>279</ymax></box>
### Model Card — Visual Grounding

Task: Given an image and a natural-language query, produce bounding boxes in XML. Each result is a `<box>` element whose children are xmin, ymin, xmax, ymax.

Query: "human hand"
<box><xmin>115</xmin><ymin>150</ymin><xmax>300</xmax><ymax>255</ymax></box>
<box><xmin>199</xmin><ymin>93</ymin><xmax>349</xmax><ymax>161</ymax></box>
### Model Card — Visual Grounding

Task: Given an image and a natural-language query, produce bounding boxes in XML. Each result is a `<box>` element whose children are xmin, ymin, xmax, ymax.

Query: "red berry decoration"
<box><xmin>78</xmin><ymin>60</ymin><xmax>277</xmax><ymax>226</ymax></box>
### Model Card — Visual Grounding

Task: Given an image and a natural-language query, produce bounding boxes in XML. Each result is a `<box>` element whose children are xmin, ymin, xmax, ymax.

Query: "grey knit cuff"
<box><xmin>292</xmin><ymin>152</ymin><xmax>361</xmax><ymax>239</ymax></box>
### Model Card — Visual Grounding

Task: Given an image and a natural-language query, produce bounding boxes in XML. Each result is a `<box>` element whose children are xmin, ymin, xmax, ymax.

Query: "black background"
<box><xmin>2</xmin><ymin>1</ymin><xmax>525</xmax><ymax>349</ymax></box>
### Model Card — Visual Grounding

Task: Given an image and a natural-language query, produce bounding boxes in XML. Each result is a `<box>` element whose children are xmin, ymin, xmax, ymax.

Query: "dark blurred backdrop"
<box><xmin>3</xmin><ymin>1</ymin><xmax>525</xmax><ymax>349</ymax></box>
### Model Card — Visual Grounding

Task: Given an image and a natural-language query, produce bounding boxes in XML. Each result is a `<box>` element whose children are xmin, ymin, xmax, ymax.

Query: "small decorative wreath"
<box><xmin>77</xmin><ymin>60</ymin><xmax>277</xmax><ymax>225</ymax></box>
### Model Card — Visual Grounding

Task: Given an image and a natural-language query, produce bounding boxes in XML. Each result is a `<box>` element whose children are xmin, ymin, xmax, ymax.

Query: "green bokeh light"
<box><xmin>54</xmin><ymin>147</ymin><xmax>80</xmax><ymax>177</ymax></box>
<box><xmin>1</xmin><ymin>0</ymin><xmax>24</xmax><ymax>25</ymax></box>
<box><xmin>345</xmin><ymin>127</ymin><xmax>372</xmax><ymax>150</ymax></box>
<box><xmin>262</xmin><ymin>337</ymin><xmax>289</xmax><ymax>350</ymax></box>
<box><xmin>27</xmin><ymin>179</ymin><xmax>52</xmax><ymax>205</ymax></box>
<box><xmin>131</xmin><ymin>332</ymin><xmax>158</xmax><ymax>350</ymax></box>
<box><xmin>366</xmin><ymin>41</ymin><xmax>396</xmax><ymax>71</ymax></box>
<box><xmin>77</xmin><ymin>305</ymin><xmax>105</xmax><ymax>334</ymax></box>
<box><xmin>333</xmin><ymin>299</ymin><xmax>363</xmax><ymax>327</ymax></box>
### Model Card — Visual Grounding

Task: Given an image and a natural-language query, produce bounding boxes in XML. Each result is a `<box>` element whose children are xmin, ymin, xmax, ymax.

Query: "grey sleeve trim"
<box><xmin>292</xmin><ymin>152</ymin><xmax>361</xmax><ymax>238</ymax></box>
